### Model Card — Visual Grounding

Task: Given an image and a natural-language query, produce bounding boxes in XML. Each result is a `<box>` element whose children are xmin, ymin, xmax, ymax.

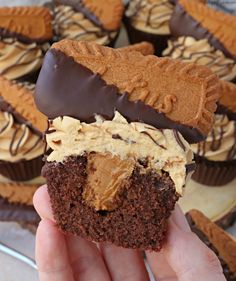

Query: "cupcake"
<box><xmin>124</xmin><ymin>0</ymin><xmax>174</xmax><ymax>56</ymax></box>
<box><xmin>53</xmin><ymin>0</ymin><xmax>124</xmax><ymax>47</ymax></box>
<box><xmin>186</xmin><ymin>209</ymin><xmax>236</xmax><ymax>281</ymax></box>
<box><xmin>0</xmin><ymin>6</ymin><xmax>53</xmax><ymax>83</ymax></box>
<box><xmin>191</xmin><ymin>81</ymin><xmax>236</xmax><ymax>186</ymax></box>
<box><xmin>0</xmin><ymin>76</ymin><xmax>47</xmax><ymax>182</ymax></box>
<box><xmin>169</xmin><ymin>0</ymin><xmax>236</xmax><ymax>60</ymax></box>
<box><xmin>163</xmin><ymin>36</ymin><xmax>236</xmax><ymax>83</ymax></box>
<box><xmin>35</xmin><ymin>39</ymin><xmax>219</xmax><ymax>250</ymax></box>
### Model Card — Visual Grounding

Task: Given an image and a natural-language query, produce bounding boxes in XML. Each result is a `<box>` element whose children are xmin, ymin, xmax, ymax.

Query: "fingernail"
<box><xmin>170</xmin><ymin>205</ymin><xmax>191</xmax><ymax>232</ymax></box>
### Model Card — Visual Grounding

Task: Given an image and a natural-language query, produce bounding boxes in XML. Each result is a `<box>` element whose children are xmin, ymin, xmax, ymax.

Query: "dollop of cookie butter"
<box><xmin>46</xmin><ymin>111</ymin><xmax>193</xmax><ymax>210</ymax></box>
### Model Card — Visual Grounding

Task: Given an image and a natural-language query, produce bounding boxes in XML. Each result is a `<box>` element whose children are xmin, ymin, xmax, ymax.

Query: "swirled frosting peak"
<box><xmin>163</xmin><ymin>36</ymin><xmax>236</xmax><ymax>82</ymax></box>
<box><xmin>125</xmin><ymin>0</ymin><xmax>173</xmax><ymax>35</ymax></box>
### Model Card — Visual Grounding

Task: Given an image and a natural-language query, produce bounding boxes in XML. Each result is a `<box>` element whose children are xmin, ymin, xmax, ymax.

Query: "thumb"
<box><xmin>163</xmin><ymin>206</ymin><xmax>226</xmax><ymax>281</ymax></box>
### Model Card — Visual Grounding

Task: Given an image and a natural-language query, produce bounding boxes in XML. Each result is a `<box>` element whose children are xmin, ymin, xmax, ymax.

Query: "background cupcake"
<box><xmin>0</xmin><ymin>6</ymin><xmax>53</xmax><ymax>83</ymax></box>
<box><xmin>0</xmin><ymin>76</ymin><xmax>47</xmax><ymax>182</ymax></box>
<box><xmin>53</xmin><ymin>0</ymin><xmax>124</xmax><ymax>47</ymax></box>
<box><xmin>124</xmin><ymin>0</ymin><xmax>174</xmax><ymax>56</ymax></box>
<box><xmin>191</xmin><ymin>81</ymin><xmax>236</xmax><ymax>186</ymax></box>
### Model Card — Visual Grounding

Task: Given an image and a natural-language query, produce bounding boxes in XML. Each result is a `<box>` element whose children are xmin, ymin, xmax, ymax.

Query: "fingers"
<box><xmin>33</xmin><ymin>185</ymin><xmax>54</xmax><ymax>221</ymax></box>
<box><xmin>100</xmin><ymin>243</ymin><xmax>149</xmax><ymax>281</ymax></box>
<box><xmin>163</xmin><ymin>206</ymin><xmax>226</xmax><ymax>281</ymax></box>
<box><xmin>36</xmin><ymin>219</ymin><xmax>74</xmax><ymax>281</ymax></box>
<box><xmin>146</xmin><ymin>250</ymin><xmax>177</xmax><ymax>281</ymax></box>
<box><xmin>66</xmin><ymin>235</ymin><xmax>111</xmax><ymax>281</ymax></box>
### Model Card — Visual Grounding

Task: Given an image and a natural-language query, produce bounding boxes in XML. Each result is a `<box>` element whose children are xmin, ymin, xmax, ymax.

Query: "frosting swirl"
<box><xmin>163</xmin><ymin>36</ymin><xmax>236</xmax><ymax>82</ymax></box>
<box><xmin>0</xmin><ymin>38</ymin><xmax>49</xmax><ymax>80</ymax></box>
<box><xmin>46</xmin><ymin>111</ymin><xmax>193</xmax><ymax>194</ymax></box>
<box><xmin>0</xmin><ymin>111</ymin><xmax>45</xmax><ymax>162</ymax></box>
<box><xmin>191</xmin><ymin>115</ymin><xmax>236</xmax><ymax>161</ymax></box>
<box><xmin>125</xmin><ymin>0</ymin><xmax>173</xmax><ymax>35</ymax></box>
<box><xmin>54</xmin><ymin>5</ymin><xmax>117</xmax><ymax>45</ymax></box>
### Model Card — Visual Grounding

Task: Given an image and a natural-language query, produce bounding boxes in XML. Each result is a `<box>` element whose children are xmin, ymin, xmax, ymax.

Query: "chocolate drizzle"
<box><xmin>140</xmin><ymin>131</ymin><xmax>166</xmax><ymax>150</ymax></box>
<box><xmin>127</xmin><ymin>0</ymin><xmax>173</xmax><ymax>31</ymax></box>
<box><xmin>163</xmin><ymin>37</ymin><xmax>236</xmax><ymax>81</ymax></box>
<box><xmin>169</xmin><ymin>3</ymin><xmax>235</xmax><ymax>59</ymax></box>
<box><xmin>35</xmin><ymin>49</ymin><xmax>205</xmax><ymax>144</ymax></box>
<box><xmin>173</xmin><ymin>130</ymin><xmax>186</xmax><ymax>151</ymax></box>
<box><xmin>54</xmin><ymin>5</ymin><xmax>115</xmax><ymax>43</ymax></box>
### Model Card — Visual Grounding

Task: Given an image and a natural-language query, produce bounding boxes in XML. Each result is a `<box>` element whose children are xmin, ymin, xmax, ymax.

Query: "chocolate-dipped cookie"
<box><xmin>53</xmin><ymin>0</ymin><xmax>124</xmax><ymax>47</ymax></box>
<box><xmin>163</xmin><ymin>36</ymin><xmax>236</xmax><ymax>83</ymax></box>
<box><xmin>124</xmin><ymin>0</ymin><xmax>174</xmax><ymax>56</ymax></box>
<box><xmin>35</xmin><ymin>40</ymin><xmax>220</xmax><ymax>250</ymax></box>
<box><xmin>0</xmin><ymin>76</ymin><xmax>47</xmax><ymax>182</ymax></box>
<box><xmin>191</xmin><ymin>81</ymin><xmax>236</xmax><ymax>186</ymax></box>
<box><xmin>187</xmin><ymin>210</ymin><xmax>236</xmax><ymax>281</ymax></box>
<box><xmin>170</xmin><ymin>0</ymin><xmax>236</xmax><ymax>59</ymax></box>
<box><xmin>0</xmin><ymin>6</ymin><xmax>53</xmax><ymax>83</ymax></box>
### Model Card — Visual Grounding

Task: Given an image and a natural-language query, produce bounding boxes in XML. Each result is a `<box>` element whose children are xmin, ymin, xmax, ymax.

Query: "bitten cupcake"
<box><xmin>0</xmin><ymin>6</ymin><xmax>53</xmax><ymax>83</ymax></box>
<box><xmin>124</xmin><ymin>0</ymin><xmax>174</xmax><ymax>56</ymax></box>
<box><xmin>163</xmin><ymin>36</ymin><xmax>236</xmax><ymax>83</ymax></box>
<box><xmin>169</xmin><ymin>0</ymin><xmax>236</xmax><ymax>60</ymax></box>
<box><xmin>35</xmin><ymin>39</ymin><xmax>219</xmax><ymax>250</ymax></box>
<box><xmin>53</xmin><ymin>0</ymin><xmax>124</xmax><ymax>47</ymax></box>
<box><xmin>0</xmin><ymin>76</ymin><xmax>47</xmax><ymax>182</ymax></box>
<box><xmin>191</xmin><ymin>81</ymin><xmax>236</xmax><ymax>186</ymax></box>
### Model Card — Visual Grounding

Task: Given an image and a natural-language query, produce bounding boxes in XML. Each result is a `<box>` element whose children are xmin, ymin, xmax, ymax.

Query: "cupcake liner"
<box><xmin>192</xmin><ymin>154</ymin><xmax>236</xmax><ymax>186</ymax></box>
<box><xmin>0</xmin><ymin>155</ymin><xmax>43</xmax><ymax>182</ymax></box>
<box><xmin>123</xmin><ymin>16</ymin><xmax>171</xmax><ymax>56</ymax></box>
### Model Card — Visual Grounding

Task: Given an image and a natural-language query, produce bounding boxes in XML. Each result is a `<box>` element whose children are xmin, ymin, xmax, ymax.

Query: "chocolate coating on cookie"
<box><xmin>35</xmin><ymin>49</ymin><xmax>205</xmax><ymax>143</ymax></box>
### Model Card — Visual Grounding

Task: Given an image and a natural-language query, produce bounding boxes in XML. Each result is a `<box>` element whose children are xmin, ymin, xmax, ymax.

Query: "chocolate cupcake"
<box><xmin>0</xmin><ymin>76</ymin><xmax>47</xmax><ymax>182</ymax></box>
<box><xmin>53</xmin><ymin>0</ymin><xmax>124</xmax><ymax>47</ymax></box>
<box><xmin>124</xmin><ymin>0</ymin><xmax>174</xmax><ymax>56</ymax></box>
<box><xmin>187</xmin><ymin>209</ymin><xmax>236</xmax><ymax>281</ymax></box>
<box><xmin>163</xmin><ymin>36</ymin><xmax>236</xmax><ymax>83</ymax></box>
<box><xmin>169</xmin><ymin>0</ymin><xmax>236</xmax><ymax>60</ymax></box>
<box><xmin>35</xmin><ymin>39</ymin><xmax>219</xmax><ymax>250</ymax></box>
<box><xmin>0</xmin><ymin>6</ymin><xmax>53</xmax><ymax>83</ymax></box>
<box><xmin>191</xmin><ymin>81</ymin><xmax>236</xmax><ymax>186</ymax></box>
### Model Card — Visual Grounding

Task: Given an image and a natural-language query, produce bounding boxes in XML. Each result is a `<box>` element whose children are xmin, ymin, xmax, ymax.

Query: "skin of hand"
<box><xmin>33</xmin><ymin>185</ymin><xmax>226</xmax><ymax>281</ymax></box>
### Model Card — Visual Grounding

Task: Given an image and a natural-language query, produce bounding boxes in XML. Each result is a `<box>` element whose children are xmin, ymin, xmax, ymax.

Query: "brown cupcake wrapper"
<box><xmin>123</xmin><ymin>16</ymin><xmax>171</xmax><ymax>56</ymax></box>
<box><xmin>0</xmin><ymin>155</ymin><xmax>43</xmax><ymax>182</ymax></box>
<box><xmin>192</xmin><ymin>154</ymin><xmax>236</xmax><ymax>186</ymax></box>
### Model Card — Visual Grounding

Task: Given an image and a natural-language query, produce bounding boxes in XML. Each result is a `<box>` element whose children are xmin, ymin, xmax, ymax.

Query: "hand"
<box><xmin>34</xmin><ymin>185</ymin><xmax>226</xmax><ymax>281</ymax></box>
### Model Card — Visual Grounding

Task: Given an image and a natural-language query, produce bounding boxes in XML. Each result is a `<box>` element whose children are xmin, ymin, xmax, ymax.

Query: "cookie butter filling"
<box><xmin>46</xmin><ymin>112</ymin><xmax>193</xmax><ymax>210</ymax></box>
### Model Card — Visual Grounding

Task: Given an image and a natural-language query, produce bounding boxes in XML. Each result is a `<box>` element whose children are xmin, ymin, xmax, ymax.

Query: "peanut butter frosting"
<box><xmin>191</xmin><ymin>115</ymin><xmax>236</xmax><ymax>161</ymax></box>
<box><xmin>163</xmin><ymin>36</ymin><xmax>236</xmax><ymax>82</ymax></box>
<box><xmin>125</xmin><ymin>0</ymin><xmax>173</xmax><ymax>35</ymax></box>
<box><xmin>46</xmin><ymin>112</ymin><xmax>193</xmax><ymax>195</ymax></box>
<box><xmin>0</xmin><ymin>38</ymin><xmax>49</xmax><ymax>80</ymax></box>
<box><xmin>0</xmin><ymin>111</ymin><xmax>45</xmax><ymax>162</ymax></box>
<box><xmin>54</xmin><ymin>5</ymin><xmax>117</xmax><ymax>45</ymax></box>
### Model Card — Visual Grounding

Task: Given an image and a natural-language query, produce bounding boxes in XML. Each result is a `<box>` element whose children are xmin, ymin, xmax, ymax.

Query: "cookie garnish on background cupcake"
<box><xmin>53</xmin><ymin>0</ymin><xmax>124</xmax><ymax>47</ymax></box>
<box><xmin>0</xmin><ymin>6</ymin><xmax>53</xmax><ymax>83</ymax></box>
<box><xmin>186</xmin><ymin>209</ymin><xmax>236</xmax><ymax>281</ymax></box>
<box><xmin>170</xmin><ymin>0</ymin><xmax>236</xmax><ymax>59</ymax></box>
<box><xmin>35</xmin><ymin>40</ymin><xmax>220</xmax><ymax>251</ymax></box>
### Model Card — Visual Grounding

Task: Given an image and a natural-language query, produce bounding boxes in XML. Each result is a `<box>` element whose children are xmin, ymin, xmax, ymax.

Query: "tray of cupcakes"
<box><xmin>0</xmin><ymin>0</ymin><xmax>235</xmax><ymax>280</ymax></box>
